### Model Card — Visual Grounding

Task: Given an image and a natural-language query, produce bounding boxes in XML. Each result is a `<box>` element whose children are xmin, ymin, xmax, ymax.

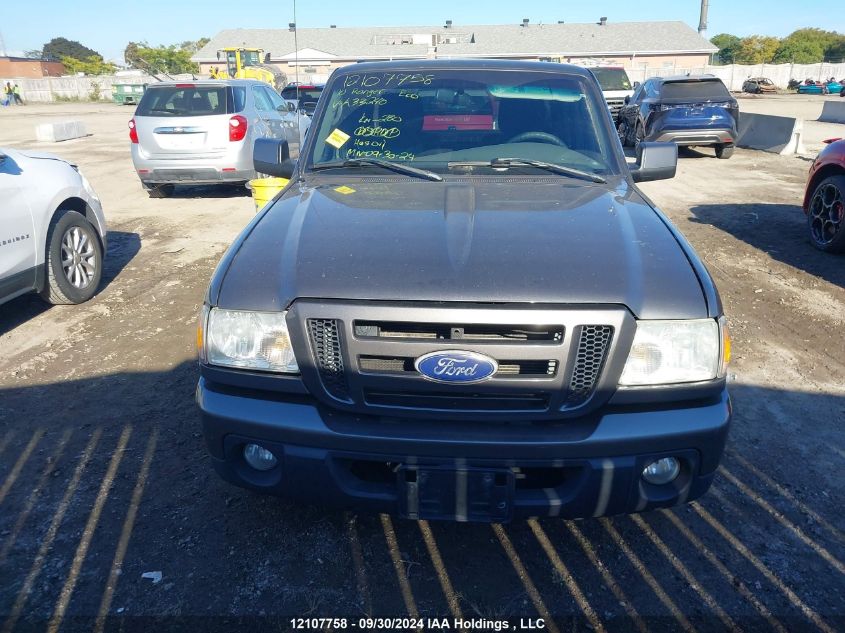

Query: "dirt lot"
<box><xmin>1</xmin><ymin>97</ymin><xmax>844</xmax><ymax>632</ymax></box>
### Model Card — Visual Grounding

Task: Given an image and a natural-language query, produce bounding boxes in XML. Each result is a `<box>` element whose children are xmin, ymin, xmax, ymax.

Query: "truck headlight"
<box><xmin>619</xmin><ymin>318</ymin><xmax>727</xmax><ymax>386</ymax></box>
<box><xmin>205</xmin><ymin>308</ymin><xmax>298</xmax><ymax>373</ymax></box>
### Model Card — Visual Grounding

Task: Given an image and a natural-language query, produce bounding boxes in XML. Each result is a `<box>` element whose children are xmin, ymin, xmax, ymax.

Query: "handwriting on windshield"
<box><xmin>342</xmin><ymin>73</ymin><xmax>434</xmax><ymax>89</ymax></box>
<box><xmin>346</xmin><ymin>148</ymin><xmax>415</xmax><ymax>161</ymax></box>
<box><xmin>354</xmin><ymin>126</ymin><xmax>401</xmax><ymax>139</ymax></box>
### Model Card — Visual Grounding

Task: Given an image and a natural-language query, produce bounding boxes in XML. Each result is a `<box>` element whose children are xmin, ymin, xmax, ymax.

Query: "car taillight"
<box><xmin>229</xmin><ymin>115</ymin><xmax>247</xmax><ymax>142</ymax></box>
<box><xmin>128</xmin><ymin>118</ymin><xmax>138</xmax><ymax>144</ymax></box>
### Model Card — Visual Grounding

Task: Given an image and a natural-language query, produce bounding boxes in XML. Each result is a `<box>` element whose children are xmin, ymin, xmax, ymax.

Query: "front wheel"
<box><xmin>715</xmin><ymin>144</ymin><xmax>735</xmax><ymax>159</ymax></box>
<box><xmin>40</xmin><ymin>210</ymin><xmax>104</xmax><ymax>305</ymax></box>
<box><xmin>807</xmin><ymin>175</ymin><xmax>845</xmax><ymax>253</ymax></box>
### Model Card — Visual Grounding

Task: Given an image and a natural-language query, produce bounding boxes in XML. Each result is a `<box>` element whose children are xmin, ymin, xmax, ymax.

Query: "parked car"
<box><xmin>0</xmin><ymin>148</ymin><xmax>107</xmax><ymax>306</ymax></box>
<box><xmin>280</xmin><ymin>84</ymin><xmax>324</xmax><ymax>116</ymax></box>
<box><xmin>797</xmin><ymin>79</ymin><xmax>844</xmax><ymax>95</ymax></box>
<box><xmin>803</xmin><ymin>137</ymin><xmax>845</xmax><ymax>253</ymax></box>
<box><xmin>742</xmin><ymin>77</ymin><xmax>777</xmax><ymax>94</ymax></box>
<box><xmin>196</xmin><ymin>60</ymin><xmax>732</xmax><ymax>522</ymax></box>
<box><xmin>618</xmin><ymin>75</ymin><xmax>739</xmax><ymax>158</ymax></box>
<box><xmin>589</xmin><ymin>66</ymin><xmax>635</xmax><ymax>121</ymax></box>
<box><xmin>129</xmin><ymin>79</ymin><xmax>303</xmax><ymax>198</ymax></box>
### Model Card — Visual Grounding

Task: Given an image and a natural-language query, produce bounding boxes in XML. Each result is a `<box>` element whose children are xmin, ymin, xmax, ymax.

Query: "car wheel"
<box><xmin>40</xmin><ymin>210</ymin><xmax>103</xmax><ymax>305</ymax></box>
<box><xmin>146</xmin><ymin>184</ymin><xmax>175</xmax><ymax>198</ymax></box>
<box><xmin>840</xmin><ymin>87</ymin><xmax>845</xmax><ymax>97</ymax></box>
<box><xmin>715</xmin><ymin>144</ymin><xmax>735</xmax><ymax>159</ymax></box>
<box><xmin>807</xmin><ymin>175</ymin><xmax>845</xmax><ymax>253</ymax></box>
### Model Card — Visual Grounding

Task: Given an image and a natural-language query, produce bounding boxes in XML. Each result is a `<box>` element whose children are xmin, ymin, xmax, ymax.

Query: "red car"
<box><xmin>804</xmin><ymin>138</ymin><xmax>845</xmax><ymax>252</ymax></box>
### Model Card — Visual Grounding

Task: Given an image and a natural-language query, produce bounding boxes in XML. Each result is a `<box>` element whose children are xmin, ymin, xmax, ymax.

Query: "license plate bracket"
<box><xmin>398</xmin><ymin>466</ymin><xmax>514</xmax><ymax>522</ymax></box>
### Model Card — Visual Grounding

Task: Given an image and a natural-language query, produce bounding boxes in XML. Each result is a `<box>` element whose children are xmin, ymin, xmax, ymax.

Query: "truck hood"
<box><xmin>215</xmin><ymin>179</ymin><xmax>707</xmax><ymax>319</ymax></box>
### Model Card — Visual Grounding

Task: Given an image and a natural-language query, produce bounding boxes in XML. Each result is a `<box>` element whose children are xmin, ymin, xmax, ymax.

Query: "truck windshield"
<box><xmin>307</xmin><ymin>70</ymin><xmax>616</xmax><ymax>176</ymax></box>
<box><xmin>591</xmin><ymin>68</ymin><xmax>632</xmax><ymax>91</ymax></box>
<box><xmin>241</xmin><ymin>50</ymin><xmax>261</xmax><ymax>67</ymax></box>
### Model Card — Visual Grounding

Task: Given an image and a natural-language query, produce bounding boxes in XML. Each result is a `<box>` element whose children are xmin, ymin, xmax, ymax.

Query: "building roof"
<box><xmin>193</xmin><ymin>21</ymin><xmax>717</xmax><ymax>63</ymax></box>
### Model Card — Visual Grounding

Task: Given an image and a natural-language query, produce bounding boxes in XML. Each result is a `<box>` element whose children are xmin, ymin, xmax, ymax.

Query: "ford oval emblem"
<box><xmin>414</xmin><ymin>350</ymin><xmax>498</xmax><ymax>384</ymax></box>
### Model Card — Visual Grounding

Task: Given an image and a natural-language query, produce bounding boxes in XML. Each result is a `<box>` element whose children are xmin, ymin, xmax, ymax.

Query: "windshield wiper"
<box><xmin>312</xmin><ymin>159</ymin><xmax>442</xmax><ymax>182</ymax></box>
<box><xmin>447</xmin><ymin>158</ymin><xmax>606</xmax><ymax>183</ymax></box>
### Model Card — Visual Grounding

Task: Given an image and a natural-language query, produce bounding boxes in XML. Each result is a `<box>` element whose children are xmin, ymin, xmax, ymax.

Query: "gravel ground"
<box><xmin>0</xmin><ymin>99</ymin><xmax>843</xmax><ymax>632</ymax></box>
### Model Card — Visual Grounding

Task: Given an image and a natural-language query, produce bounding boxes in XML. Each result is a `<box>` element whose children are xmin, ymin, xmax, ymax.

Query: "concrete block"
<box><xmin>736</xmin><ymin>112</ymin><xmax>806</xmax><ymax>155</ymax></box>
<box><xmin>819</xmin><ymin>101</ymin><xmax>845</xmax><ymax>124</ymax></box>
<box><xmin>35</xmin><ymin>120</ymin><xmax>87</xmax><ymax>143</ymax></box>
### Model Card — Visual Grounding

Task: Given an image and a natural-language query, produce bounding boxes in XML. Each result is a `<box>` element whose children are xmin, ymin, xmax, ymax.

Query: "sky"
<box><xmin>1</xmin><ymin>0</ymin><xmax>843</xmax><ymax>63</ymax></box>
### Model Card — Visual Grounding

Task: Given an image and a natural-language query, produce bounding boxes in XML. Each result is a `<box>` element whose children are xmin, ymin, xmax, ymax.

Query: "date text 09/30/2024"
<box><xmin>289</xmin><ymin>618</ymin><xmax>547</xmax><ymax>631</ymax></box>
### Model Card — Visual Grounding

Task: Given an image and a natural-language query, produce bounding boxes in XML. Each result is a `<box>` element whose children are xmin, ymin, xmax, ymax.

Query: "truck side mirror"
<box><xmin>633</xmin><ymin>81</ymin><xmax>641</xmax><ymax>89</ymax></box>
<box><xmin>631</xmin><ymin>141</ymin><xmax>677</xmax><ymax>182</ymax></box>
<box><xmin>216</xmin><ymin>51</ymin><xmax>222</xmax><ymax>60</ymax></box>
<box><xmin>254</xmin><ymin>138</ymin><xmax>294</xmax><ymax>179</ymax></box>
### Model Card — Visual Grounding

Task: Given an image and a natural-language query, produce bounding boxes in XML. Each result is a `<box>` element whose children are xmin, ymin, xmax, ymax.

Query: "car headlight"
<box><xmin>619</xmin><ymin>318</ymin><xmax>728</xmax><ymax>386</ymax></box>
<box><xmin>203</xmin><ymin>308</ymin><xmax>299</xmax><ymax>373</ymax></box>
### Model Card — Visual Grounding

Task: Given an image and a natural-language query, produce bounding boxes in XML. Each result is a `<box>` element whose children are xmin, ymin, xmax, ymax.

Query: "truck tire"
<box><xmin>807</xmin><ymin>175</ymin><xmax>845</xmax><ymax>253</ymax></box>
<box><xmin>40</xmin><ymin>210</ymin><xmax>104</xmax><ymax>305</ymax></box>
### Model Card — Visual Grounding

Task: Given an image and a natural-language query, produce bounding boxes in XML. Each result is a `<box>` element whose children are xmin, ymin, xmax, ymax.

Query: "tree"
<box><xmin>43</xmin><ymin>37</ymin><xmax>100</xmax><ymax>62</ymax></box>
<box><xmin>735</xmin><ymin>36</ymin><xmax>781</xmax><ymax>65</ymax></box>
<box><xmin>773</xmin><ymin>28</ymin><xmax>840</xmax><ymax>63</ymax></box>
<box><xmin>827</xmin><ymin>37</ymin><xmax>845</xmax><ymax>62</ymax></box>
<box><xmin>178</xmin><ymin>37</ymin><xmax>210</xmax><ymax>53</ymax></box>
<box><xmin>60</xmin><ymin>54</ymin><xmax>117</xmax><ymax>76</ymax></box>
<box><xmin>124</xmin><ymin>40</ymin><xmax>205</xmax><ymax>74</ymax></box>
<box><xmin>710</xmin><ymin>33</ymin><xmax>741</xmax><ymax>64</ymax></box>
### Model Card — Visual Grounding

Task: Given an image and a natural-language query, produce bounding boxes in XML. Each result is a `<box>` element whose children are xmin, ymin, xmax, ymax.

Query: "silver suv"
<box><xmin>129</xmin><ymin>79</ymin><xmax>304</xmax><ymax>197</ymax></box>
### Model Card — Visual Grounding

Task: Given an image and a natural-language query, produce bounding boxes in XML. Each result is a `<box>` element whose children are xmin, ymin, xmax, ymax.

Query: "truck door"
<box><xmin>0</xmin><ymin>151</ymin><xmax>37</xmax><ymax>297</ymax></box>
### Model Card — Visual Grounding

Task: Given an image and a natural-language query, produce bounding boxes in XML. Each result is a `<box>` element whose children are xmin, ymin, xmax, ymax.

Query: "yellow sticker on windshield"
<box><xmin>326</xmin><ymin>128</ymin><xmax>350</xmax><ymax>149</ymax></box>
<box><xmin>334</xmin><ymin>185</ymin><xmax>356</xmax><ymax>195</ymax></box>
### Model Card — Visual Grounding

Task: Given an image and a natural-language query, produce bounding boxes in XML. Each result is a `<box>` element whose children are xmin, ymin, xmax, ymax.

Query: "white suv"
<box><xmin>0</xmin><ymin>148</ymin><xmax>107</xmax><ymax>306</ymax></box>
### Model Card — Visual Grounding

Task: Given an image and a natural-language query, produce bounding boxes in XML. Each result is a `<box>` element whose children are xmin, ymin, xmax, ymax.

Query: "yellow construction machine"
<box><xmin>215</xmin><ymin>48</ymin><xmax>287</xmax><ymax>92</ymax></box>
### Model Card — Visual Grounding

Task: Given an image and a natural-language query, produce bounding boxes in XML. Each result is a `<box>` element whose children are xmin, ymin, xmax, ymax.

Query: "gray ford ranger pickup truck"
<box><xmin>196</xmin><ymin>60</ymin><xmax>731</xmax><ymax>522</ymax></box>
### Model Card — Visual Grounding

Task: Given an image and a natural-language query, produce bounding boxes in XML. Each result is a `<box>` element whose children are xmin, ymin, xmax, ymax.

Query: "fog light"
<box><xmin>642</xmin><ymin>457</ymin><xmax>680</xmax><ymax>485</ymax></box>
<box><xmin>243</xmin><ymin>444</ymin><xmax>277</xmax><ymax>471</ymax></box>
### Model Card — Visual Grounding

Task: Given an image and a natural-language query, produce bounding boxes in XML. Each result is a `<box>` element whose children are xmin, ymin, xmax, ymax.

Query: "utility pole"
<box><xmin>698</xmin><ymin>0</ymin><xmax>709</xmax><ymax>38</ymax></box>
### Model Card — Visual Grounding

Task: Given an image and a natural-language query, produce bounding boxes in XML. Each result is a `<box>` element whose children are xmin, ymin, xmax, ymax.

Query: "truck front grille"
<box><xmin>606</xmin><ymin>98</ymin><xmax>625</xmax><ymax>116</ymax></box>
<box><xmin>294</xmin><ymin>303</ymin><xmax>627</xmax><ymax>420</ymax></box>
<box><xmin>308</xmin><ymin>318</ymin><xmax>350</xmax><ymax>402</ymax></box>
<box><xmin>359</xmin><ymin>356</ymin><xmax>558</xmax><ymax>377</ymax></box>
<box><xmin>567</xmin><ymin>325</ymin><xmax>614</xmax><ymax>405</ymax></box>
<box><xmin>354</xmin><ymin>321</ymin><xmax>563</xmax><ymax>343</ymax></box>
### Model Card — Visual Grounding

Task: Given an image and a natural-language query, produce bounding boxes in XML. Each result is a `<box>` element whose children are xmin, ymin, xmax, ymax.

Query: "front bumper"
<box><xmin>198</xmin><ymin>378</ymin><xmax>731</xmax><ymax>521</ymax></box>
